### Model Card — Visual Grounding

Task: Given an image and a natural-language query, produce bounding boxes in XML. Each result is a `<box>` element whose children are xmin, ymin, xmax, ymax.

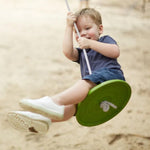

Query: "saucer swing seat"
<box><xmin>76</xmin><ymin>79</ymin><xmax>131</xmax><ymax>126</ymax></box>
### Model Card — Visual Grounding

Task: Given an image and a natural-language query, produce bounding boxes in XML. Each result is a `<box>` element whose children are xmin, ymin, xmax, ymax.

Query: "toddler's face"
<box><xmin>75</xmin><ymin>16</ymin><xmax>103</xmax><ymax>41</ymax></box>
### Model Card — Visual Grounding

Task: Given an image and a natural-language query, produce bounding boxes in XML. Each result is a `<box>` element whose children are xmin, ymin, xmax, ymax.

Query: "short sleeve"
<box><xmin>74</xmin><ymin>48</ymin><xmax>82</xmax><ymax>63</ymax></box>
<box><xmin>99</xmin><ymin>35</ymin><xmax>117</xmax><ymax>45</ymax></box>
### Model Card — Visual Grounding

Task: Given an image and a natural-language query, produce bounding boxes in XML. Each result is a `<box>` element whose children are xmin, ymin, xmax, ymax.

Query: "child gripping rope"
<box><xmin>7</xmin><ymin>8</ymin><xmax>126</xmax><ymax>134</ymax></box>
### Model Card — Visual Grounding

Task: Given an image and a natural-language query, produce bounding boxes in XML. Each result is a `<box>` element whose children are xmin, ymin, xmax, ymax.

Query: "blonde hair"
<box><xmin>75</xmin><ymin>8</ymin><xmax>102</xmax><ymax>26</ymax></box>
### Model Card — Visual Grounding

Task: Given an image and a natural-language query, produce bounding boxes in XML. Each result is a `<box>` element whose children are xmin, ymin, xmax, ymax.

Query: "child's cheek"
<box><xmin>89</xmin><ymin>32</ymin><xmax>97</xmax><ymax>40</ymax></box>
<box><xmin>89</xmin><ymin>29</ymin><xmax>100</xmax><ymax>40</ymax></box>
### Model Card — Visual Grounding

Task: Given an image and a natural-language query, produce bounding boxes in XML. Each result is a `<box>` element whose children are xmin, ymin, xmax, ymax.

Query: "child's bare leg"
<box><xmin>52</xmin><ymin>79</ymin><xmax>96</xmax><ymax>105</ymax></box>
<box><xmin>19</xmin><ymin>80</ymin><xmax>96</xmax><ymax>121</ymax></box>
<box><xmin>51</xmin><ymin>80</ymin><xmax>95</xmax><ymax>122</ymax></box>
<box><xmin>52</xmin><ymin>104</ymin><xmax>76</xmax><ymax>122</ymax></box>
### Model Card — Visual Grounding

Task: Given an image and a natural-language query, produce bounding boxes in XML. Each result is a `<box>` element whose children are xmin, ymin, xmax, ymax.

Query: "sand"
<box><xmin>0</xmin><ymin>0</ymin><xmax>150</xmax><ymax>149</ymax></box>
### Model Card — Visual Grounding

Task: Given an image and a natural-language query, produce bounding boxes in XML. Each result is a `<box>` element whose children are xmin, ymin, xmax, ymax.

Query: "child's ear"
<box><xmin>99</xmin><ymin>24</ymin><xmax>103</xmax><ymax>34</ymax></box>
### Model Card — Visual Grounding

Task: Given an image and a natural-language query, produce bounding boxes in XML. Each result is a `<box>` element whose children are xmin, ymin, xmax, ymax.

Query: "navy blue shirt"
<box><xmin>76</xmin><ymin>35</ymin><xmax>122</xmax><ymax>78</ymax></box>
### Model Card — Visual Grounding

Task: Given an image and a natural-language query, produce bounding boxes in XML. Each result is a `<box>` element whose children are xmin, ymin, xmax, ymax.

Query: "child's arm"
<box><xmin>78</xmin><ymin>37</ymin><xmax>120</xmax><ymax>59</ymax></box>
<box><xmin>63</xmin><ymin>12</ymin><xmax>79</xmax><ymax>61</ymax></box>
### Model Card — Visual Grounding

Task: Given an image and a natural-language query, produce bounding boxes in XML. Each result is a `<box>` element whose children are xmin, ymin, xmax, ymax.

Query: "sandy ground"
<box><xmin>0</xmin><ymin>0</ymin><xmax>150</xmax><ymax>150</ymax></box>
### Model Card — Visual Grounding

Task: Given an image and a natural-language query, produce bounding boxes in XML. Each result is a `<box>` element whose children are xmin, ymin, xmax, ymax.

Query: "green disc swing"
<box><xmin>65</xmin><ymin>0</ymin><xmax>131</xmax><ymax>127</ymax></box>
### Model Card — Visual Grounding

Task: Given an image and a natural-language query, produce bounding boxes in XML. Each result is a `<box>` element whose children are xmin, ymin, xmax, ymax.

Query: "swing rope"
<box><xmin>65</xmin><ymin>0</ymin><xmax>92</xmax><ymax>75</ymax></box>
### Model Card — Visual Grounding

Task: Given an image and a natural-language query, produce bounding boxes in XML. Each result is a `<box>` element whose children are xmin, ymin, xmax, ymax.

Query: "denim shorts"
<box><xmin>83</xmin><ymin>68</ymin><xmax>125</xmax><ymax>85</ymax></box>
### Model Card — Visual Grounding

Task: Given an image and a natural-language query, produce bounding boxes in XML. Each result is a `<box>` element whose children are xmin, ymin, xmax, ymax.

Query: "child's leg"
<box><xmin>19</xmin><ymin>80</ymin><xmax>96</xmax><ymax>120</ymax></box>
<box><xmin>7</xmin><ymin>80</ymin><xmax>95</xmax><ymax>133</ymax></box>
<box><xmin>52</xmin><ymin>104</ymin><xmax>76</xmax><ymax>122</ymax></box>
<box><xmin>50</xmin><ymin>79</ymin><xmax>96</xmax><ymax>121</ymax></box>
<box><xmin>51</xmin><ymin>79</ymin><xmax>96</xmax><ymax>121</ymax></box>
<box><xmin>52</xmin><ymin>79</ymin><xmax>96</xmax><ymax>105</ymax></box>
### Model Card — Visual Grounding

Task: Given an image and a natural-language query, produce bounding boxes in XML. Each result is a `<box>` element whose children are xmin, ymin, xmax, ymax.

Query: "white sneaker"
<box><xmin>19</xmin><ymin>96</ymin><xmax>64</xmax><ymax>120</ymax></box>
<box><xmin>7</xmin><ymin>111</ymin><xmax>51</xmax><ymax>134</ymax></box>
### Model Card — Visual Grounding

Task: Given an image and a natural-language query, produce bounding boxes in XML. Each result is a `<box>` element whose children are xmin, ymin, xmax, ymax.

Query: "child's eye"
<box><xmin>86</xmin><ymin>27</ymin><xmax>90</xmax><ymax>30</ymax></box>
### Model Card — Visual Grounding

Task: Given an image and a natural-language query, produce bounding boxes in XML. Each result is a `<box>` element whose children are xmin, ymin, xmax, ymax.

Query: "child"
<box><xmin>8</xmin><ymin>8</ymin><xmax>125</xmax><ymax>133</ymax></box>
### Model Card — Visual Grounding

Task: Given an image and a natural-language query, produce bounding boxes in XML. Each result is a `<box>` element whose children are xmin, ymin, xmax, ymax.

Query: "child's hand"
<box><xmin>66</xmin><ymin>12</ymin><xmax>76</xmax><ymax>27</ymax></box>
<box><xmin>78</xmin><ymin>37</ymin><xmax>90</xmax><ymax>49</ymax></box>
